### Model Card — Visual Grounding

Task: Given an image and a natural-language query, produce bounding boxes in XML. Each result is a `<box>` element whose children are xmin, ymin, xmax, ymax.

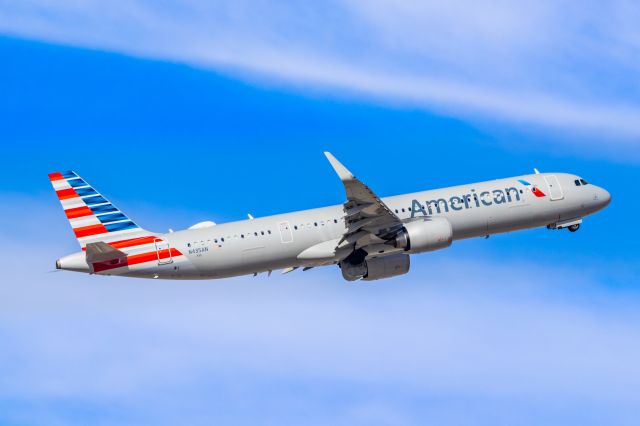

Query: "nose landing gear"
<box><xmin>568</xmin><ymin>224</ymin><xmax>580</xmax><ymax>232</ymax></box>
<box><xmin>548</xmin><ymin>218</ymin><xmax>582</xmax><ymax>232</ymax></box>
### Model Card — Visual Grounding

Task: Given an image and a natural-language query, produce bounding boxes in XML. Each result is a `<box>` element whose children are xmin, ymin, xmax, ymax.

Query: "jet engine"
<box><xmin>340</xmin><ymin>253</ymin><xmax>410</xmax><ymax>281</ymax></box>
<box><xmin>339</xmin><ymin>217</ymin><xmax>452</xmax><ymax>281</ymax></box>
<box><xmin>391</xmin><ymin>217</ymin><xmax>452</xmax><ymax>254</ymax></box>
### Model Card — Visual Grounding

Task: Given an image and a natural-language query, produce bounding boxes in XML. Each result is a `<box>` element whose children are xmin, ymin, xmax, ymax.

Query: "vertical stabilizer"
<box><xmin>48</xmin><ymin>171</ymin><xmax>151</xmax><ymax>248</ymax></box>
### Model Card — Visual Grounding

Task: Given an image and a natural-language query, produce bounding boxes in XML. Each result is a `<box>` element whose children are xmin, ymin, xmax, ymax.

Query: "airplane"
<box><xmin>52</xmin><ymin>152</ymin><xmax>611</xmax><ymax>282</ymax></box>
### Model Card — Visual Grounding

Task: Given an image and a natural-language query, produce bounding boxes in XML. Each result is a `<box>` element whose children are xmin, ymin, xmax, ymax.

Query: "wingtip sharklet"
<box><xmin>324</xmin><ymin>151</ymin><xmax>354</xmax><ymax>181</ymax></box>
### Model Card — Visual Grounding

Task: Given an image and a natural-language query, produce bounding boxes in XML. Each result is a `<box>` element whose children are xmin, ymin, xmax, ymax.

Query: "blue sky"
<box><xmin>1</xmin><ymin>2</ymin><xmax>640</xmax><ymax>425</ymax></box>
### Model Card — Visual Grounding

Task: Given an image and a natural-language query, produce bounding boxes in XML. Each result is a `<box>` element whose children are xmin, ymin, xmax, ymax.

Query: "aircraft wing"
<box><xmin>324</xmin><ymin>152</ymin><xmax>404</xmax><ymax>251</ymax></box>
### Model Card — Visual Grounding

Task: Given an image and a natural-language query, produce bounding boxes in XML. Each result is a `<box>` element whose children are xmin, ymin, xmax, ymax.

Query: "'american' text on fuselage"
<box><xmin>411</xmin><ymin>187</ymin><xmax>521</xmax><ymax>218</ymax></box>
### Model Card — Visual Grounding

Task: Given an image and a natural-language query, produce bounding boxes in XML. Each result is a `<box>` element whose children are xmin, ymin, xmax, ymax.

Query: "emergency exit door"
<box><xmin>544</xmin><ymin>175</ymin><xmax>564</xmax><ymax>200</ymax></box>
<box><xmin>278</xmin><ymin>221</ymin><xmax>293</xmax><ymax>243</ymax></box>
<box><xmin>154</xmin><ymin>238</ymin><xmax>174</xmax><ymax>265</ymax></box>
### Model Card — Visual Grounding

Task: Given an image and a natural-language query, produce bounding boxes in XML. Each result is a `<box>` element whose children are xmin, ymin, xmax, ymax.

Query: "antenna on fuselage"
<box><xmin>534</xmin><ymin>168</ymin><xmax>540</xmax><ymax>174</ymax></box>
<box><xmin>248</xmin><ymin>214</ymin><xmax>254</xmax><ymax>220</ymax></box>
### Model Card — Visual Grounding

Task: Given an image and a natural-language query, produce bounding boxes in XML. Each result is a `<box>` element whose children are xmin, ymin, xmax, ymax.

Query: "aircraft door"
<box><xmin>544</xmin><ymin>175</ymin><xmax>564</xmax><ymax>200</ymax></box>
<box><xmin>278</xmin><ymin>221</ymin><xmax>293</xmax><ymax>243</ymax></box>
<box><xmin>154</xmin><ymin>238</ymin><xmax>174</xmax><ymax>265</ymax></box>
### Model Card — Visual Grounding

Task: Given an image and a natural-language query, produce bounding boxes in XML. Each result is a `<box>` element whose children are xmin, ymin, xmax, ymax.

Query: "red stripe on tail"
<box><xmin>56</xmin><ymin>188</ymin><xmax>79</xmax><ymax>200</ymax></box>
<box><xmin>128</xmin><ymin>248</ymin><xmax>182</xmax><ymax>265</ymax></box>
<box><xmin>81</xmin><ymin>235</ymin><xmax>159</xmax><ymax>251</ymax></box>
<box><xmin>65</xmin><ymin>206</ymin><xmax>94</xmax><ymax>219</ymax></box>
<box><xmin>92</xmin><ymin>248</ymin><xmax>183</xmax><ymax>273</ymax></box>
<box><xmin>48</xmin><ymin>172</ymin><xmax>65</xmax><ymax>181</ymax></box>
<box><xmin>111</xmin><ymin>236</ymin><xmax>159</xmax><ymax>250</ymax></box>
<box><xmin>74</xmin><ymin>224</ymin><xmax>108</xmax><ymax>238</ymax></box>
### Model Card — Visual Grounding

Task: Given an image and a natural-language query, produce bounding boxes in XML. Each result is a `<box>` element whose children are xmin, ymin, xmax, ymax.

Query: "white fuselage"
<box><xmin>56</xmin><ymin>172</ymin><xmax>609</xmax><ymax>280</ymax></box>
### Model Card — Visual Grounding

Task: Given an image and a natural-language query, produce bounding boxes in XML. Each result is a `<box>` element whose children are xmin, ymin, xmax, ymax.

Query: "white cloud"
<box><xmin>1</xmin><ymin>0</ymin><xmax>640</xmax><ymax>148</ymax></box>
<box><xmin>3</xmin><ymin>242</ymin><xmax>640</xmax><ymax>424</ymax></box>
<box><xmin>1</xmin><ymin>195</ymin><xmax>640</xmax><ymax>424</ymax></box>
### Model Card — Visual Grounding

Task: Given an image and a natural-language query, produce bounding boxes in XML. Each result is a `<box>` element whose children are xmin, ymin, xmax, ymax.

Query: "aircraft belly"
<box><xmin>485</xmin><ymin>199</ymin><xmax>562</xmax><ymax>235</ymax></box>
<box><xmin>444</xmin><ymin>198</ymin><xmax>562</xmax><ymax>239</ymax></box>
<box><xmin>184</xmin><ymin>232</ymin><xmax>333</xmax><ymax>278</ymax></box>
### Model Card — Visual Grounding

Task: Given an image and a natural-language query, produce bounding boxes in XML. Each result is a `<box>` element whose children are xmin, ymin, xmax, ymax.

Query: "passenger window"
<box><xmin>294</xmin><ymin>225</ymin><xmax>298</xmax><ymax>230</ymax></box>
<box><xmin>334</xmin><ymin>219</ymin><xmax>338</xmax><ymax>224</ymax></box>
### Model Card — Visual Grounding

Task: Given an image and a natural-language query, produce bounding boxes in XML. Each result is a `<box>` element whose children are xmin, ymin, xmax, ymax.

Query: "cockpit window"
<box><xmin>580</xmin><ymin>179</ymin><xmax>589</xmax><ymax>185</ymax></box>
<box><xmin>574</xmin><ymin>179</ymin><xmax>581</xmax><ymax>186</ymax></box>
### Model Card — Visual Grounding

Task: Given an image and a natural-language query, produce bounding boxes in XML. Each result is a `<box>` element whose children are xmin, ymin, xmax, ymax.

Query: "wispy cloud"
<box><xmin>3</xmin><ymin>244</ymin><xmax>640</xmax><ymax>425</ymax></box>
<box><xmin>1</xmin><ymin>1</ymin><xmax>640</xmax><ymax>147</ymax></box>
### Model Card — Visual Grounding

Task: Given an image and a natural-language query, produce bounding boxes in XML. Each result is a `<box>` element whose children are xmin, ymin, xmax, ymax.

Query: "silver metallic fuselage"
<box><xmin>64</xmin><ymin>172</ymin><xmax>608</xmax><ymax>280</ymax></box>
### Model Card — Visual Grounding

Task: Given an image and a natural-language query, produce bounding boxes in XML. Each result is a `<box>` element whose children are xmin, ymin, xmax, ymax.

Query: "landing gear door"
<box><xmin>544</xmin><ymin>175</ymin><xmax>564</xmax><ymax>201</ymax></box>
<box><xmin>154</xmin><ymin>238</ymin><xmax>174</xmax><ymax>265</ymax></box>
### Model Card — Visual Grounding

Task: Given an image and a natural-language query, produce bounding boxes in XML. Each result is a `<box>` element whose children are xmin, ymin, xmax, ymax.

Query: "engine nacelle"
<box><xmin>393</xmin><ymin>217</ymin><xmax>453</xmax><ymax>254</ymax></box>
<box><xmin>340</xmin><ymin>253</ymin><xmax>410</xmax><ymax>281</ymax></box>
<box><xmin>362</xmin><ymin>253</ymin><xmax>410</xmax><ymax>281</ymax></box>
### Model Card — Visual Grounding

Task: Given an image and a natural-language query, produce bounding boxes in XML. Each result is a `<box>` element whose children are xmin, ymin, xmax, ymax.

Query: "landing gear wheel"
<box><xmin>568</xmin><ymin>224</ymin><xmax>580</xmax><ymax>232</ymax></box>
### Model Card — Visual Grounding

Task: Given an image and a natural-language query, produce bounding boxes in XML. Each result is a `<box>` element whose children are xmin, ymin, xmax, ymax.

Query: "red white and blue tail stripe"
<box><xmin>48</xmin><ymin>171</ymin><xmax>151</xmax><ymax>248</ymax></box>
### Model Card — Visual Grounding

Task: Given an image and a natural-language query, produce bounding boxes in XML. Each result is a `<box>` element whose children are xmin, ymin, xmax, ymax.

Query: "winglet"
<box><xmin>324</xmin><ymin>152</ymin><xmax>354</xmax><ymax>181</ymax></box>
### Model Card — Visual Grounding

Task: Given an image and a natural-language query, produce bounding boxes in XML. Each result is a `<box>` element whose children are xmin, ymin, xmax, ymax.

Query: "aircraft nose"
<box><xmin>595</xmin><ymin>187</ymin><xmax>611</xmax><ymax>209</ymax></box>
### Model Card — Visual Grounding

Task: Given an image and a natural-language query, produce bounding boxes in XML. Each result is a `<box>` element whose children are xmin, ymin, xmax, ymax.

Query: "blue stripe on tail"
<box><xmin>97</xmin><ymin>213</ymin><xmax>128</xmax><ymax>224</ymax></box>
<box><xmin>105</xmin><ymin>221</ymin><xmax>138</xmax><ymax>232</ymax></box>
<box><xmin>83</xmin><ymin>196</ymin><xmax>109</xmax><ymax>205</ymax></box>
<box><xmin>90</xmin><ymin>204</ymin><xmax>118</xmax><ymax>214</ymax></box>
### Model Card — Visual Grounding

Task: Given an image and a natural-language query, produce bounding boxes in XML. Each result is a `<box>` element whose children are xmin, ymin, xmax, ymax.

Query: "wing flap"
<box><xmin>324</xmin><ymin>152</ymin><xmax>403</xmax><ymax>257</ymax></box>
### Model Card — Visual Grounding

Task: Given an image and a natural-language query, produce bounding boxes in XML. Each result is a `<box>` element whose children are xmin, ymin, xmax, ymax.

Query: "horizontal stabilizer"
<box><xmin>85</xmin><ymin>242</ymin><xmax>127</xmax><ymax>264</ymax></box>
